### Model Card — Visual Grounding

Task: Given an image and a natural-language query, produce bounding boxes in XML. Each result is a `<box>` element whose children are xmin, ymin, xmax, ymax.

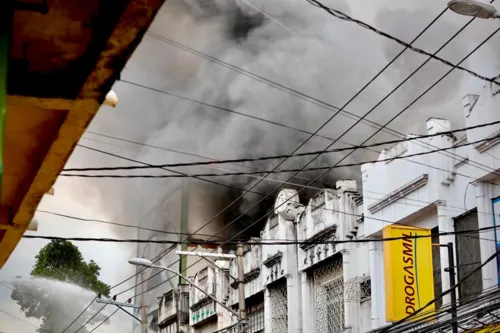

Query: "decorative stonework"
<box><xmin>474</xmin><ymin>128</ymin><xmax>500</xmax><ymax>153</ymax></box>
<box><xmin>230</xmin><ymin>268</ymin><xmax>261</xmax><ymax>289</ymax></box>
<box><xmin>190</xmin><ymin>296</ymin><xmax>213</xmax><ymax>312</ymax></box>
<box><xmin>367</xmin><ymin>174</ymin><xmax>428</xmax><ymax>213</ymax></box>
<box><xmin>263</xmin><ymin>251</ymin><xmax>283</xmax><ymax>268</ymax></box>
<box><xmin>300</xmin><ymin>225</ymin><xmax>337</xmax><ymax>251</ymax></box>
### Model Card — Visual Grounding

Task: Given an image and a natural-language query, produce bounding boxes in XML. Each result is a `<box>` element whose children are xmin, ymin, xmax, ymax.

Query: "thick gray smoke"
<box><xmin>63</xmin><ymin>0</ymin><xmax>500</xmax><ymax>240</ymax></box>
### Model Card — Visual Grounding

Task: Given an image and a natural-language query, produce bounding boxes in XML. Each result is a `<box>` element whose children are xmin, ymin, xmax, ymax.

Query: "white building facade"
<box><xmin>361</xmin><ymin>83</ymin><xmax>500</xmax><ymax>331</ymax></box>
<box><xmin>153</xmin><ymin>84</ymin><xmax>500</xmax><ymax>333</ymax></box>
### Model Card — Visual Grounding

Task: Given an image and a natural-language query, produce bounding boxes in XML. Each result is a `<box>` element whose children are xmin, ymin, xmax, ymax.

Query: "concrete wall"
<box><xmin>360</xmin><ymin>86</ymin><xmax>500</xmax><ymax>330</ymax></box>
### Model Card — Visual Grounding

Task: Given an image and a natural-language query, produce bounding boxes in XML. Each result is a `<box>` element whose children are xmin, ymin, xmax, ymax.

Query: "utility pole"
<box><xmin>440</xmin><ymin>242</ymin><xmax>458</xmax><ymax>333</ymax></box>
<box><xmin>236</xmin><ymin>244</ymin><xmax>247</xmax><ymax>333</ymax></box>
<box><xmin>140</xmin><ymin>271</ymin><xmax>148</xmax><ymax>333</ymax></box>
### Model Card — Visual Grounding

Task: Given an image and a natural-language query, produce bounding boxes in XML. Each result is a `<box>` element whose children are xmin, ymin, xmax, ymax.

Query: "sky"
<box><xmin>3</xmin><ymin>0</ymin><xmax>500</xmax><ymax>332</ymax></box>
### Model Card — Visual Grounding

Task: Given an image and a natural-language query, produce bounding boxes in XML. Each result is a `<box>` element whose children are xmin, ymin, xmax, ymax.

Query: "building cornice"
<box><xmin>230</xmin><ymin>268</ymin><xmax>261</xmax><ymax>289</ymax></box>
<box><xmin>299</xmin><ymin>225</ymin><xmax>337</xmax><ymax>251</ymax></box>
<box><xmin>474</xmin><ymin>128</ymin><xmax>500</xmax><ymax>153</ymax></box>
<box><xmin>263</xmin><ymin>251</ymin><xmax>283</xmax><ymax>268</ymax></box>
<box><xmin>367</xmin><ymin>174</ymin><xmax>428</xmax><ymax>214</ymax></box>
<box><xmin>190</xmin><ymin>296</ymin><xmax>213</xmax><ymax>312</ymax></box>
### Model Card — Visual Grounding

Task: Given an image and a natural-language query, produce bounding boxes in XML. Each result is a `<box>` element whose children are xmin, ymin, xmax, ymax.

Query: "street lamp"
<box><xmin>128</xmin><ymin>258</ymin><xmax>240</xmax><ymax>318</ymax></box>
<box><xmin>447</xmin><ymin>0</ymin><xmax>500</xmax><ymax>18</ymax></box>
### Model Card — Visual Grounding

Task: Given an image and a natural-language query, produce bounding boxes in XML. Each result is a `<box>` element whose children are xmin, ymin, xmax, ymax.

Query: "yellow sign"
<box><xmin>383</xmin><ymin>225</ymin><xmax>435</xmax><ymax>322</ymax></box>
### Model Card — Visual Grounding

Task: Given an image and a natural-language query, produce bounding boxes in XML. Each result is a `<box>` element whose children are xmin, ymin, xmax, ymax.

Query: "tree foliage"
<box><xmin>11</xmin><ymin>240</ymin><xmax>111</xmax><ymax>333</ymax></box>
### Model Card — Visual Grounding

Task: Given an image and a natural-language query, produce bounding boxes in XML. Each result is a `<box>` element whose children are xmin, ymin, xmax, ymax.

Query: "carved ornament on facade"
<box><xmin>263</xmin><ymin>251</ymin><xmax>283</xmax><ymax>268</ymax></box>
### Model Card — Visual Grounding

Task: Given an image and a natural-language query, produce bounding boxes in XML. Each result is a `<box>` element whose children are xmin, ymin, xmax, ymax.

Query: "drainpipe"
<box><xmin>0</xmin><ymin>1</ymin><xmax>12</xmax><ymax>203</ymax></box>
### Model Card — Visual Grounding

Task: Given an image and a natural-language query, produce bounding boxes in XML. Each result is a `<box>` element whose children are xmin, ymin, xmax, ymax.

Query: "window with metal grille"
<box><xmin>454</xmin><ymin>209</ymin><xmax>483</xmax><ymax>302</ymax></box>
<box><xmin>312</xmin><ymin>255</ymin><xmax>344</xmax><ymax>333</ymax></box>
<box><xmin>247</xmin><ymin>296</ymin><xmax>265</xmax><ymax>333</ymax></box>
<box><xmin>360</xmin><ymin>279</ymin><xmax>371</xmax><ymax>302</ymax></box>
<box><xmin>269</xmin><ymin>279</ymin><xmax>288</xmax><ymax>333</ymax></box>
<box><xmin>431</xmin><ymin>227</ymin><xmax>442</xmax><ymax>309</ymax></box>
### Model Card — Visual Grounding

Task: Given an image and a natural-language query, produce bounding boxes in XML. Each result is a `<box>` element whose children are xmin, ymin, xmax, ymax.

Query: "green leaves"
<box><xmin>29</xmin><ymin>240</ymin><xmax>110</xmax><ymax>296</ymax></box>
<box><xmin>11</xmin><ymin>240</ymin><xmax>111</xmax><ymax>332</ymax></box>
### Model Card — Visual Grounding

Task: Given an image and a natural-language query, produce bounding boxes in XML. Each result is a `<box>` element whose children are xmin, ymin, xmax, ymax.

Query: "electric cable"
<box><xmin>144</xmin><ymin>15</ymin><xmax>500</xmax><ymax>188</ymax></box>
<box><xmin>307</xmin><ymin>0</ymin><xmax>499</xmax><ymax>86</ymax></box>
<box><xmin>378</xmin><ymin>248</ymin><xmax>500</xmax><ymax>332</ymax></box>
<box><xmin>88</xmin><ymin>307</ymin><xmax>120</xmax><ymax>333</ymax></box>
<box><xmin>60</xmin><ymin>195</ymin><xmax>176</xmax><ymax>332</ymax></box>
<box><xmin>0</xmin><ymin>308</ymin><xmax>52</xmax><ymax>333</ymax></box>
<box><xmin>73</xmin><ymin>304</ymin><xmax>107</xmax><ymax>333</ymax></box>
<box><xmin>59</xmin><ymin>132</ymin><xmax>500</xmax><ymax>179</ymax></box>
<box><xmin>65</xmin><ymin>144</ymin><xmax>269</xmax><ymax>197</ymax></box>
<box><xmin>387</xmin><ymin>286</ymin><xmax>500</xmax><ymax>332</ymax></box>
<box><xmin>82</xmin><ymin>130</ymin><xmax>500</xmax><ymax>222</ymax></box>
<box><xmin>119</xmin><ymin>6</ymin><xmax>487</xmax><ymax>300</ymax></box>
<box><xmin>66</xmin><ymin>119</ymin><xmax>500</xmax><ymax>173</ymax></box>
<box><xmin>21</xmin><ymin>225</ymin><xmax>500</xmax><ymax>245</ymax></box>
<box><xmin>60</xmin><ymin>297</ymin><xmax>97</xmax><ymax>333</ymax></box>
<box><xmin>35</xmin><ymin>210</ymin><xmax>226</xmax><ymax>240</ymax></box>
<box><xmin>184</xmin><ymin>8</ymin><xmax>500</xmax><ymax>298</ymax></box>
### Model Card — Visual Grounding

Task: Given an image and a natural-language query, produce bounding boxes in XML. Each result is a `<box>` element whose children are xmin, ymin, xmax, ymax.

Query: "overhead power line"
<box><xmin>59</xmin><ymin>133</ymin><xmax>500</xmax><ymax>178</ymax></box>
<box><xmin>0</xmin><ymin>308</ymin><xmax>52</xmax><ymax>333</ymax></box>
<box><xmin>379</xmin><ymin>248</ymin><xmax>500</xmax><ymax>332</ymax></box>
<box><xmin>60</xmin><ymin>298</ymin><xmax>97</xmax><ymax>333</ymax></box>
<box><xmin>73</xmin><ymin>304</ymin><xmax>107</xmax><ymax>333</ymax></box>
<box><xmin>88</xmin><ymin>308</ymin><xmax>119</xmax><ymax>333</ymax></box>
<box><xmin>35</xmin><ymin>210</ymin><xmax>226</xmax><ymax>240</ymax></box>
<box><xmin>143</xmin><ymin>29</ymin><xmax>500</xmax><ymax>191</ymax></box>
<box><xmin>115</xmin><ymin>6</ymin><xmax>479</xmax><ymax>300</ymax></box>
<box><xmin>81</xmin><ymin>130</ymin><xmax>500</xmax><ymax>220</ymax></box>
<box><xmin>184</xmin><ymin>5</ymin><xmax>500</xmax><ymax>308</ymax></box>
<box><xmin>145</xmin><ymin>31</ymin><xmax>398</xmax><ymax>134</ymax></box>
<box><xmin>66</xmin><ymin>119</ymin><xmax>500</xmax><ymax>173</ymax></box>
<box><xmin>307</xmin><ymin>0</ymin><xmax>500</xmax><ymax>86</ymax></box>
<box><xmin>21</xmin><ymin>225</ymin><xmax>500</xmax><ymax>245</ymax></box>
<box><xmin>66</xmin><ymin>143</ymin><xmax>270</xmax><ymax>196</ymax></box>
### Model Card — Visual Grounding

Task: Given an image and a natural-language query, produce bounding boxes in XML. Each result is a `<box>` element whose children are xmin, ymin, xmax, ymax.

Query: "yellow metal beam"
<box><xmin>0</xmin><ymin>0</ymin><xmax>165</xmax><ymax>268</ymax></box>
<box><xmin>7</xmin><ymin>95</ymin><xmax>80</xmax><ymax>111</ymax></box>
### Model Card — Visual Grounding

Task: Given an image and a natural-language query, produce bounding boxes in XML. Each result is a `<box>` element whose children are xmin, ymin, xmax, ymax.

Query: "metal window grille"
<box><xmin>454</xmin><ymin>209</ymin><xmax>483</xmax><ymax>302</ymax></box>
<box><xmin>269</xmin><ymin>279</ymin><xmax>288</xmax><ymax>333</ymax></box>
<box><xmin>344</xmin><ymin>276</ymin><xmax>369</xmax><ymax>303</ymax></box>
<box><xmin>360</xmin><ymin>279</ymin><xmax>371</xmax><ymax>302</ymax></box>
<box><xmin>313</xmin><ymin>256</ymin><xmax>344</xmax><ymax>333</ymax></box>
<box><xmin>248</xmin><ymin>300</ymin><xmax>265</xmax><ymax>333</ymax></box>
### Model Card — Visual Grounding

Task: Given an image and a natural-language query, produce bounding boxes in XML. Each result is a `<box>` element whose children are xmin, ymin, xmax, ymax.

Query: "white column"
<box><xmin>285</xmin><ymin>220</ymin><xmax>301</xmax><ymax>333</ymax></box>
<box><xmin>264</xmin><ymin>287</ymin><xmax>272</xmax><ymax>333</ymax></box>
<box><xmin>436</xmin><ymin>202</ymin><xmax>454</xmax><ymax>305</ymax></box>
<box><xmin>287</xmin><ymin>273</ymin><xmax>301</xmax><ymax>333</ymax></box>
<box><xmin>342</xmin><ymin>250</ymin><xmax>353</xmax><ymax>333</ymax></box>
<box><xmin>301</xmin><ymin>272</ymin><xmax>312</xmax><ymax>332</ymax></box>
<box><xmin>475</xmin><ymin>182</ymin><xmax>497</xmax><ymax>290</ymax></box>
<box><xmin>368</xmin><ymin>241</ymin><xmax>380</xmax><ymax>330</ymax></box>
